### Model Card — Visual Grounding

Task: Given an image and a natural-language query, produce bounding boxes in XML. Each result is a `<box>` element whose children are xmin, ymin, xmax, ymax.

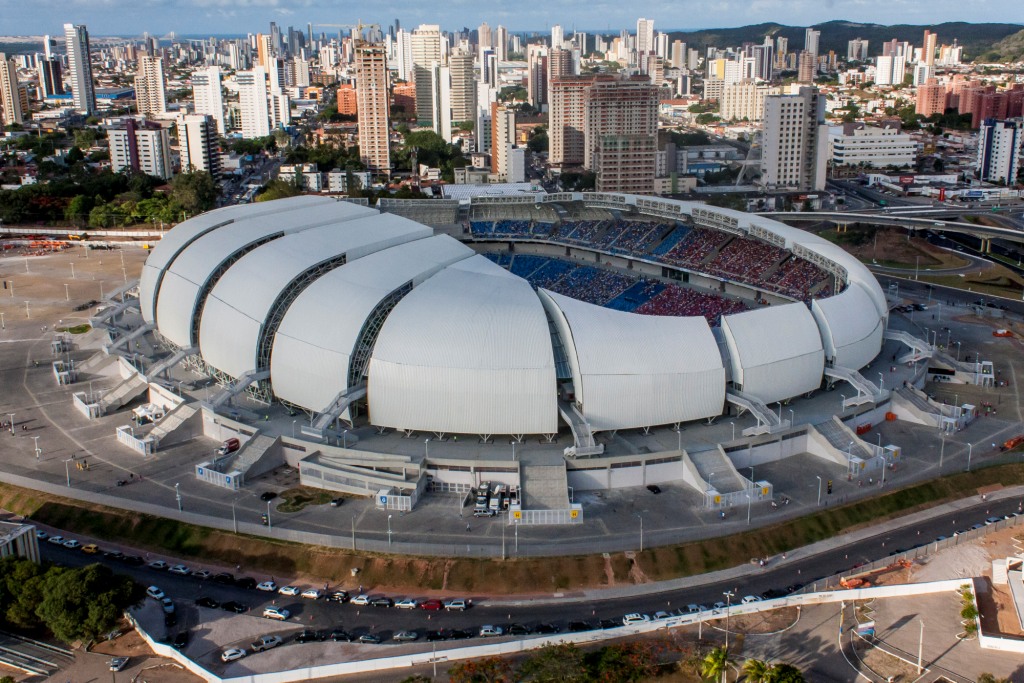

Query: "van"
<box><xmin>217</xmin><ymin>438</ymin><xmax>240</xmax><ymax>456</ymax></box>
<box><xmin>489</xmin><ymin>485</ymin><xmax>504</xmax><ymax>511</ymax></box>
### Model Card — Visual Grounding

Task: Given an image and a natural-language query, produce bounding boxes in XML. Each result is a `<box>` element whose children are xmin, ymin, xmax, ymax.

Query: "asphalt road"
<box><xmin>38</xmin><ymin>495</ymin><xmax>1022</xmax><ymax>645</ymax></box>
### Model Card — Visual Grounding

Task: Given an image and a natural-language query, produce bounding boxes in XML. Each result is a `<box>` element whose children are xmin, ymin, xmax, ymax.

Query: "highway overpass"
<box><xmin>760</xmin><ymin>211</ymin><xmax>1024</xmax><ymax>247</ymax></box>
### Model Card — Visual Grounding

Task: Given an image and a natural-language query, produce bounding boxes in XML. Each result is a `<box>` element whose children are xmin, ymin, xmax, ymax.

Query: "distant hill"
<box><xmin>662</xmin><ymin>20</ymin><xmax>1023</xmax><ymax>61</ymax></box>
<box><xmin>984</xmin><ymin>28</ymin><xmax>1024</xmax><ymax>62</ymax></box>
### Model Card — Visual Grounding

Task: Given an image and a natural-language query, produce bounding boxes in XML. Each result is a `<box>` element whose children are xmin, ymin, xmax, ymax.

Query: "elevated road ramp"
<box><xmin>824</xmin><ymin>365</ymin><xmax>888</xmax><ymax>407</ymax></box>
<box><xmin>884</xmin><ymin>329</ymin><xmax>933</xmax><ymax>364</ymax></box>
<box><xmin>0</xmin><ymin>631</ymin><xmax>74</xmax><ymax>677</ymax></box>
<box><xmin>98</xmin><ymin>373</ymin><xmax>148</xmax><ymax>414</ymax></box>
<box><xmin>726</xmin><ymin>390</ymin><xmax>790</xmax><ymax>436</ymax></box>
<box><xmin>558</xmin><ymin>401</ymin><xmax>604</xmax><ymax>457</ymax></box>
<box><xmin>89</xmin><ymin>297</ymin><xmax>138</xmax><ymax>329</ymax></box>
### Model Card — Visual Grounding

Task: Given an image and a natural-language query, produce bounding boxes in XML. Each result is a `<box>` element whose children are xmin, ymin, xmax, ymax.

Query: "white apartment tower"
<box><xmin>551</xmin><ymin>25</ymin><xmax>564</xmax><ymax>49</ymax></box>
<box><xmin>759</xmin><ymin>86</ymin><xmax>828</xmax><ymax>192</ymax></box>
<box><xmin>449</xmin><ymin>49</ymin><xmax>476</xmax><ymax>124</ymax></box>
<box><xmin>177</xmin><ymin>114</ymin><xmax>221</xmax><ymax>175</ymax></box>
<box><xmin>411</xmin><ymin>24</ymin><xmax>443</xmax><ymax>126</ymax></box>
<box><xmin>64</xmin><ymin>23</ymin><xmax>96</xmax><ymax>115</ymax></box>
<box><xmin>0</xmin><ymin>55</ymin><xmax>24</xmax><ymax>126</ymax></box>
<box><xmin>804</xmin><ymin>28</ymin><xmax>820</xmax><ymax>58</ymax></box>
<box><xmin>636</xmin><ymin>18</ymin><xmax>655</xmax><ymax>60</ymax></box>
<box><xmin>431</xmin><ymin>62</ymin><xmax>453</xmax><ymax>141</ymax></box>
<box><xmin>977</xmin><ymin>119</ymin><xmax>1022</xmax><ymax>185</ymax></box>
<box><xmin>720</xmin><ymin>80</ymin><xmax>780</xmax><ymax>122</ymax></box>
<box><xmin>191</xmin><ymin>66</ymin><xmax>226</xmax><ymax>135</ymax></box>
<box><xmin>108</xmin><ymin>122</ymin><xmax>173</xmax><ymax>180</ymax></box>
<box><xmin>354</xmin><ymin>43</ymin><xmax>391</xmax><ymax>174</ymax></box>
<box><xmin>237</xmin><ymin>67</ymin><xmax>271</xmax><ymax>138</ymax></box>
<box><xmin>135</xmin><ymin>55</ymin><xmax>167</xmax><ymax>116</ymax></box>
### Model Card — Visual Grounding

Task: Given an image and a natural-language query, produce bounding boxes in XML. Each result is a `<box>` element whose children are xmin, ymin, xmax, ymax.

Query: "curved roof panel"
<box><xmin>139</xmin><ymin>196</ymin><xmax>333</xmax><ymax>323</ymax></box>
<box><xmin>368</xmin><ymin>255</ymin><xmax>558</xmax><ymax>435</ymax></box>
<box><xmin>270</xmin><ymin>235</ymin><xmax>474</xmax><ymax>411</ymax></box>
<box><xmin>541</xmin><ymin>290</ymin><xmax>725</xmax><ymax>431</ymax></box>
<box><xmin>811</xmin><ymin>282</ymin><xmax>885</xmax><ymax>370</ymax></box>
<box><xmin>198</xmin><ymin>213</ymin><xmax>432</xmax><ymax>379</ymax></box>
<box><xmin>721</xmin><ymin>302</ymin><xmax>824</xmax><ymax>404</ymax></box>
<box><xmin>154</xmin><ymin>200</ymin><xmax>375</xmax><ymax>348</ymax></box>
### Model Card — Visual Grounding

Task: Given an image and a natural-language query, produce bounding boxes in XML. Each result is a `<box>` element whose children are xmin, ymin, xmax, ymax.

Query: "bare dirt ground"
<box><xmin>832</xmin><ymin>229</ymin><xmax>969</xmax><ymax>269</ymax></box>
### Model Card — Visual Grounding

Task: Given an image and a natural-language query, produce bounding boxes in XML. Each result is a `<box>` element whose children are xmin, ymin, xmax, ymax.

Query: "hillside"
<box><xmin>662</xmin><ymin>20</ymin><xmax>1023</xmax><ymax>61</ymax></box>
<box><xmin>982</xmin><ymin>28</ymin><xmax>1024</xmax><ymax>63</ymax></box>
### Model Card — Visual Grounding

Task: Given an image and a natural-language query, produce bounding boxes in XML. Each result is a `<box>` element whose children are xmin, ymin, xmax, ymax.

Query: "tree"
<box><xmin>769</xmin><ymin>663</ymin><xmax>806</xmax><ymax>683</ymax></box>
<box><xmin>36</xmin><ymin>563</ymin><xmax>140</xmax><ymax>643</ymax></box>
<box><xmin>169</xmin><ymin>171</ymin><xmax>219</xmax><ymax>215</ymax></box>
<box><xmin>255</xmin><ymin>179</ymin><xmax>303</xmax><ymax>202</ymax></box>
<box><xmin>527</xmin><ymin>127</ymin><xmax>548</xmax><ymax>154</ymax></box>
<box><xmin>593</xmin><ymin>642</ymin><xmax>659</xmax><ymax>682</ymax></box>
<box><xmin>743</xmin><ymin>658</ymin><xmax>773</xmax><ymax>683</ymax></box>
<box><xmin>64</xmin><ymin>195</ymin><xmax>95</xmax><ymax>227</ymax></box>
<box><xmin>701</xmin><ymin>646</ymin><xmax>730</xmax><ymax>683</ymax></box>
<box><xmin>449</xmin><ymin>657</ymin><xmax>513</xmax><ymax>683</ymax></box>
<box><xmin>517</xmin><ymin>643</ymin><xmax>587</xmax><ymax>682</ymax></box>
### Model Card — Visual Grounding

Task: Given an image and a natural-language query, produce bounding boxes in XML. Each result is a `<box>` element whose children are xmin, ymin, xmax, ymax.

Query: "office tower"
<box><xmin>720</xmin><ymin>80</ymin><xmax>779</xmax><ymax>122</ymax></box>
<box><xmin>655</xmin><ymin>32</ymin><xmax>669</xmax><ymax>61</ymax></box>
<box><xmin>192</xmin><ymin>66</ymin><xmax>225</xmax><ymax>135</ymax></box>
<box><xmin>0</xmin><ymin>55</ymin><xmax>24</xmax><ymax>126</ymax></box>
<box><xmin>491</xmin><ymin>103</ymin><xmax>516</xmax><ymax>178</ymax></box>
<box><xmin>431</xmin><ymin>62</ymin><xmax>452</xmax><ymax>141</ymax></box>
<box><xmin>759</xmin><ymin>86</ymin><xmax>828</xmax><ymax>192</ymax></box>
<box><xmin>797</xmin><ymin>51</ymin><xmax>815</xmax><ymax>83</ymax></box>
<box><xmin>135</xmin><ymin>55</ymin><xmax>167</xmax><ymax>116</ymax></box>
<box><xmin>237</xmin><ymin>67</ymin><xmax>270</xmax><ymax>138</ymax></box>
<box><xmin>584</xmin><ymin>76</ymin><xmax>658</xmax><ymax>194</ymax></box>
<box><xmin>914</xmin><ymin>79</ymin><xmax>948</xmax><ymax>117</ymax></box>
<box><xmin>354</xmin><ymin>43</ymin><xmax>391</xmax><ymax>174</ymax></box>
<box><xmin>494</xmin><ymin>26</ymin><xmax>508</xmax><ymax>62</ymax></box>
<box><xmin>411</xmin><ymin>24</ymin><xmax>442</xmax><ymax>126</ymax></box>
<box><xmin>270</xmin><ymin>22</ymin><xmax>282</xmax><ymax>55</ymax></box>
<box><xmin>847</xmin><ymin>38</ymin><xmax>869</xmax><ymax>62</ymax></box>
<box><xmin>922</xmin><ymin>30</ymin><xmax>937</xmax><ymax>67</ymax></box>
<box><xmin>804</xmin><ymin>28</ymin><xmax>820</xmax><ymax>58</ymax></box>
<box><xmin>874</xmin><ymin>54</ymin><xmax>906</xmax><ymax>86</ymax></box>
<box><xmin>551</xmin><ymin>25</ymin><xmax>564</xmax><ymax>50</ymax></box>
<box><xmin>977</xmin><ymin>119</ymin><xmax>1022</xmax><ymax>184</ymax></box>
<box><xmin>108</xmin><ymin>121</ymin><xmax>173</xmax><ymax>179</ymax></box>
<box><xmin>549</xmin><ymin>75</ymin><xmax>602</xmax><ymax>167</ymax></box>
<box><xmin>526</xmin><ymin>44</ymin><xmax>548</xmax><ymax>108</ymax></box>
<box><xmin>64</xmin><ymin>23</ymin><xmax>96</xmax><ymax>115</ymax></box>
<box><xmin>636</xmin><ymin>18</ymin><xmax>655</xmax><ymax>59</ymax></box>
<box><xmin>449</xmin><ymin>49</ymin><xmax>475</xmax><ymax>124</ymax></box>
<box><xmin>177</xmin><ymin>114</ymin><xmax>221</xmax><ymax>175</ymax></box>
<box><xmin>671</xmin><ymin>40</ymin><xmax>685</xmax><ymax>69</ymax></box>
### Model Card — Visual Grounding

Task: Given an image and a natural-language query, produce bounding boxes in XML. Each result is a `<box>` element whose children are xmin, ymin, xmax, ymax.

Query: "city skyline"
<box><xmin>0</xmin><ymin>3</ymin><xmax>1018</xmax><ymax>38</ymax></box>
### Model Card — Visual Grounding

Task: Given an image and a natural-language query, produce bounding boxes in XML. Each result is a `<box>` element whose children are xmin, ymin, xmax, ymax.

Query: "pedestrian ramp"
<box><xmin>687</xmin><ymin>447</ymin><xmax>747</xmax><ymax>494</ymax></box>
<box><xmin>98</xmin><ymin>372</ymin><xmax>148</xmax><ymax>414</ymax></box>
<box><xmin>221</xmin><ymin>433</ymin><xmax>282</xmax><ymax>481</ymax></box>
<box><xmin>884</xmin><ymin>329</ymin><xmax>932</xmax><ymax>364</ymax></box>
<box><xmin>148</xmin><ymin>403</ymin><xmax>200</xmax><ymax>447</ymax></box>
<box><xmin>726</xmin><ymin>390</ymin><xmax>789</xmax><ymax>436</ymax></box>
<box><xmin>814</xmin><ymin>417</ymin><xmax>873</xmax><ymax>460</ymax></box>
<box><xmin>144</xmin><ymin>346</ymin><xmax>198</xmax><ymax>381</ymax></box>
<box><xmin>824</xmin><ymin>365</ymin><xmax>887</xmax><ymax>407</ymax></box>
<box><xmin>520</xmin><ymin>454</ymin><xmax>569</xmax><ymax>510</ymax></box>
<box><xmin>0</xmin><ymin>631</ymin><xmax>74</xmax><ymax>677</ymax></box>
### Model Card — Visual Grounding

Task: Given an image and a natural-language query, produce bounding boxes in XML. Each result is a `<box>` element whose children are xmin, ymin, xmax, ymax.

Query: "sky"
<box><xmin>0</xmin><ymin>0</ymin><xmax>1016</xmax><ymax>36</ymax></box>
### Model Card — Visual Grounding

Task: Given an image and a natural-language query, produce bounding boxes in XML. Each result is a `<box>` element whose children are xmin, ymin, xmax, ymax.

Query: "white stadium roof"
<box><xmin>270</xmin><ymin>235</ymin><xmax>475</xmax><ymax>412</ymax></box>
<box><xmin>198</xmin><ymin>213</ymin><xmax>432</xmax><ymax>380</ymax></box>
<box><xmin>811</xmin><ymin>282</ymin><xmax>886</xmax><ymax>371</ymax></box>
<box><xmin>368</xmin><ymin>255</ymin><xmax>559</xmax><ymax>436</ymax></box>
<box><xmin>541</xmin><ymin>290</ymin><xmax>725</xmax><ymax>432</ymax></box>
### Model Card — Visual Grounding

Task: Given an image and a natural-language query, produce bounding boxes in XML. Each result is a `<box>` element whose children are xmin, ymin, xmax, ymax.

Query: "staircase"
<box><xmin>520</xmin><ymin>455</ymin><xmax>570</xmax><ymax>510</ymax></box>
<box><xmin>726</xmin><ymin>390</ymin><xmax>789</xmax><ymax>436</ymax></box>
<box><xmin>148</xmin><ymin>403</ymin><xmax>199</xmax><ymax>447</ymax></box>
<box><xmin>884</xmin><ymin>329</ymin><xmax>933</xmax><ymax>364</ymax></box>
<box><xmin>688</xmin><ymin>448</ymin><xmax>747</xmax><ymax>493</ymax></box>
<box><xmin>558</xmin><ymin>401</ymin><xmax>604</xmax><ymax>457</ymax></box>
<box><xmin>814</xmin><ymin>418</ymin><xmax>873</xmax><ymax>460</ymax></box>
<box><xmin>89</xmin><ymin>296</ymin><xmax>138</xmax><ymax>329</ymax></box>
<box><xmin>98</xmin><ymin>373</ymin><xmax>148</xmax><ymax>414</ymax></box>
<box><xmin>207</xmin><ymin>368</ymin><xmax>270</xmax><ymax>409</ymax></box>
<box><xmin>824</xmin><ymin>365</ymin><xmax>888</xmax><ymax>407</ymax></box>
<box><xmin>144</xmin><ymin>346</ymin><xmax>198</xmax><ymax>381</ymax></box>
<box><xmin>103</xmin><ymin>322</ymin><xmax>154</xmax><ymax>354</ymax></box>
<box><xmin>221</xmin><ymin>434</ymin><xmax>281</xmax><ymax>480</ymax></box>
<box><xmin>309</xmin><ymin>383</ymin><xmax>368</xmax><ymax>436</ymax></box>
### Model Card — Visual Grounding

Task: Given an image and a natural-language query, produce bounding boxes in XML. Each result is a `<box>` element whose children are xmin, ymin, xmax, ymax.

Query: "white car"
<box><xmin>62</xmin><ymin>539</ymin><xmax>80</xmax><ymax>549</ymax></box>
<box><xmin>256</xmin><ymin>581</ymin><xmax>278</xmax><ymax>592</ymax></box>
<box><xmin>262</xmin><ymin>607</ymin><xmax>290</xmax><ymax>621</ymax></box>
<box><xmin>479</xmin><ymin>625</ymin><xmax>503</xmax><ymax>637</ymax></box>
<box><xmin>146</xmin><ymin>586</ymin><xmax>165</xmax><ymax>600</ymax></box>
<box><xmin>191</xmin><ymin>569</ymin><xmax>212</xmax><ymax>580</ymax></box>
<box><xmin>168</xmin><ymin>564</ymin><xmax>191</xmax><ymax>576</ymax></box>
<box><xmin>221</xmin><ymin>648</ymin><xmax>246</xmax><ymax>662</ymax></box>
<box><xmin>278</xmin><ymin>585</ymin><xmax>300</xmax><ymax>596</ymax></box>
<box><xmin>443</xmin><ymin>599</ymin><xmax>468</xmax><ymax>611</ymax></box>
<box><xmin>160</xmin><ymin>598</ymin><xmax>175</xmax><ymax>614</ymax></box>
<box><xmin>395</xmin><ymin>598</ymin><xmax>418</xmax><ymax>610</ymax></box>
<box><xmin>622</xmin><ymin>613</ymin><xmax>651</xmax><ymax>626</ymax></box>
<box><xmin>349</xmin><ymin>594</ymin><xmax>370</xmax><ymax>606</ymax></box>
<box><xmin>300</xmin><ymin>588</ymin><xmax>323</xmax><ymax>600</ymax></box>
<box><xmin>148</xmin><ymin>560</ymin><xmax>169</xmax><ymax>571</ymax></box>
<box><xmin>46</xmin><ymin>535</ymin><xmax>64</xmax><ymax>545</ymax></box>
<box><xmin>742</xmin><ymin>595</ymin><xmax>762</xmax><ymax>604</ymax></box>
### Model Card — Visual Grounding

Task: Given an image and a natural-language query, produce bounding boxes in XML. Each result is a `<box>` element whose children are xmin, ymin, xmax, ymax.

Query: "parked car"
<box><xmin>278</xmin><ymin>585</ymin><xmax>300</xmax><ymax>596</ymax></box>
<box><xmin>262</xmin><ymin>607</ymin><xmax>290</xmax><ymax>621</ymax></box>
<box><xmin>444</xmin><ymin>598</ymin><xmax>468</xmax><ymax>611</ymax></box>
<box><xmin>622</xmin><ymin>613</ymin><xmax>651</xmax><ymax>626</ymax></box>
<box><xmin>328</xmin><ymin>590</ymin><xmax>349</xmax><ymax>603</ymax></box>
<box><xmin>172</xmin><ymin>632</ymin><xmax>189</xmax><ymax>650</ymax></box>
<box><xmin>121</xmin><ymin>555</ymin><xmax>144</xmax><ymax>566</ymax></box>
<box><xmin>569</xmin><ymin>620</ymin><xmax>594</xmax><ymax>631</ymax></box>
<box><xmin>36</xmin><ymin>530</ymin><xmax>48</xmax><ymax>541</ymax></box>
<box><xmin>160</xmin><ymin>598</ymin><xmax>175</xmax><ymax>614</ymax></box>
<box><xmin>357</xmin><ymin>633</ymin><xmax>381</xmax><ymax>644</ymax></box>
<box><xmin>103</xmin><ymin>549</ymin><xmax>124</xmax><ymax>560</ymax></box>
<box><xmin>395</xmin><ymin>598</ymin><xmax>418</xmax><ymax>609</ymax></box>
<box><xmin>259</xmin><ymin>491</ymin><xmax>276</xmax><ymax>502</ymax></box>
<box><xmin>301</xmin><ymin>588</ymin><xmax>323</xmax><ymax>600</ymax></box>
<box><xmin>296</xmin><ymin>630</ymin><xmax>326</xmax><ymax>644</ymax></box>
<box><xmin>256</xmin><ymin>581</ymin><xmax>278</xmax><ymax>592</ymax></box>
<box><xmin>109</xmin><ymin>657</ymin><xmax>129</xmax><ymax>672</ymax></box>
<box><xmin>62</xmin><ymin>539</ymin><xmax>80</xmax><ymax>549</ymax></box>
<box><xmin>250</xmin><ymin>635</ymin><xmax>282</xmax><ymax>652</ymax></box>
<box><xmin>221</xmin><ymin>601</ymin><xmax>247</xmax><ymax>613</ymax></box>
<box><xmin>46</xmin><ymin>535</ymin><xmax>63</xmax><ymax>545</ymax></box>
<box><xmin>419</xmin><ymin>599</ymin><xmax>443</xmax><ymax>611</ymax></box>
<box><xmin>350</xmin><ymin>594</ymin><xmax>370</xmax><ymax>606</ymax></box>
<box><xmin>329</xmin><ymin>629</ymin><xmax>353</xmax><ymax>642</ymax></box>
<box><xmin>168</xmin><ymin>564</ymin><xmax>191</xmax><ymax>576</ymax></box>
<box><xmin>81</xmin><ymin>543</ymin><xmax>99</xmax><ymax>554</ymax></box>
<box><xmin>330</xmin><ymin>497</ymin><xmax>345</xmax><ymax>507</ymax></box>
<box><xmin>392</xmin><ymin>630</ymin><xmax>419</xmax><ymax>642</ymax></box>
<box><xmin>742</xmin><ymin>595</ymin><xmax>762</xmax><ymax>604</ymax></box>
<box><xmin>147</xmin><ymin>560</ymin><xmax>168</xmax><ymax>571</ymax></box>
<box><xmin>196</xmin><ymin>597</ymin><xmax>219</xmax><ymax>609</ymax></box>
<box><xmin>191</xmin><ymin>569</ymin><xmax>212</xmax><ymax>580</ymax></box>
<box><xmin>425</xmin><ymin>630</ymin><xmax>447</xmax><ymax>642</ymax></box>
<box><xmin>369</xmin><ymin>597</ymin><xmax>393</xmax><ymax>608</ymax></box>
<box><xmin>213</xmin><ymin>572</ymin><xmax>235</xmax><ymax>585</ymax></box>
<box><xmin>235</xmin><ymin>577</ymin><xmax>257</xmax><ymax>590</ymax></box>
<box><xmin>479</xmin><ymin>625</ymin><xmax>503</xmax><ymax>637</ymax></box>
<box><xmin>506</xmin><ymin>623</ymin><xmax>531</xmax><ymax>635</ymax></box>
<box><xmin>533</xmin><ymin>622</ymin><xmax>561</xmax><ymax>634</ymax></box>
<box><xmin>146</xmin><ymin>586</ymin><xmax>165</xmax><ymax>600</ymax></box>
<box><xmin>220</xmin><ymin>648</ymin><xmax>246</xmax><ymax>663</ymax></box>
<box><xmin>646</xmin><ymin>484</ymin><xmax>662</xmax><ymax>494</ymax></box>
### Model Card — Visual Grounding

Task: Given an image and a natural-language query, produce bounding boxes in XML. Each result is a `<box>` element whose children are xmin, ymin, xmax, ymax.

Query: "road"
<box><xmin>37</xmin><ymin>495</ymin><xmax>1022</xmax><ymax>645</ymax></box>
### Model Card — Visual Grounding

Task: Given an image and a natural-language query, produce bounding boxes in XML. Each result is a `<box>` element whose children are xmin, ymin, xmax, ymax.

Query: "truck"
<box><xmin>489</xmin><ymin>485</ymin><xmax>504</xmax><ymax>512</ymax></box>
<box><xmin>250</xmin><ymin>635</ymin><xmax>282</xmax><ymax>652</ymax></box>
<box><xmin>216</xmin><ymin>438</ymin><xmax>240</xmax><ymax>456</ymax></box>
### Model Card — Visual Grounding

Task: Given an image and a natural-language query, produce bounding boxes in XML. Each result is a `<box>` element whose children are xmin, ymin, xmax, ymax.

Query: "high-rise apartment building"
<box><xmin>177</xmin><ymin>114</ymin><xmax>221</xmax><ymax>175</ymax></box>
<box><xmin>494</xmin><ymin>26</ymin><xmax>508</xmax><ymax>62</ymax></box>
<box><xmin>915</xmin><ymin>78</ymin><xmax>947</xmax><ymax>117</ymax></box>
<box><xmin>526</xmin><ymin>45</ymin><xmax>548</xmax><ymax>108</ymax></box>
<box><xmin>847</xmin><ymin>38</ymin><xmax>870</xmax><ymax>61</ymax></box>
<box><xmin>720</xmin><ymin>80</ymin><xmax>780</xmax><ymax>122</ymax></box>
<box><xmin>411</xmin><ymin>24</ymin><xmax>443</xmax><ymax>126</ymax></box>
<box><xmin>108</xmin><ymin>121</ymin><xmax>173</xmax><ymax>179</ymax></box>
<box><xmin>237</xmin><ymin>67</ymin><xmax>271</xmax><ymax>138</ymax></box>
<box><xmin>449</xmin><ymin>49</ymin><xmax>475</xmax><ymax>124</ymax></box>
<box><xmin>0</xmin><ymin>55</ymin><xmax>25</xmax><ymax>126</ymax></box>
<box><xmin>478</xmin><ymin>22</ymin><xmax>493</xmax><ymax>51</ymax></box>
<box><xmin>671</xmin><ymin>40</ymin><xmax>685</xmax><ymax>69</ymax></box>
<box><xmin>549</xmin><ymin>75</ymin><xmax>606</xmax><ymax>167</ymax></box>
<box><xmin>431</xmin><ymin>62</ymin><xmax>452</xmax><ymax>141</ymax></box>
<box><xmin>874</xmin><ymin>55</ymin><xmax>907</xmax><ymax>86</ymax></box>
<box><xmin>64</xmin><ymin>23</ymin><xmax>96</xmax><ymax>115</ymax></box>
<box><xmin>636</xmin><ymin>18</ymin><xmax>655</xmax><ymax>60</ymax></box>
<box><xmin>922</xmin><ymin>30</ymin><xmax>937</xmax><ymax>66</ymax></box>
<box><xmin>977</xmin><ymin>119</ymin><xmax>1022</xmax><ymax>185</ymax></box>
<box><xmin>490</xmin><ymin>103</ymin><xmax>516</xmax><ymax>179</ymax></box>
<box><xmin>551</xmin><ymin>25</ymin><xmax>564</xmax><ymax>50</ymax></box>
<box><xmin>804</xmin><ymin>29</ymin><xmax>820</xmax><ymax>58</ymax></box>
<box><xmin>135</xmin><ymin>55</ymin><xmax>167</xmax><ymax>116</ymax></box>
<box><xmin>192</xmin><ymin>66</ymin><xmax>225</xmax><ymax>135</ymax></box>
<box><xmin>759</xmin><ymin>86</ymin><xmax>828</xmax><ymax>192</ymax></box>
<box><xmin>354</xmin><ymin>43</ymin><xmax>391</xmax><ymax>174</ymax></box>
<box><xmin>797</xmin><ymin>51</ymin><xmax>816</xmax><ymax>83</ymax></box>
<box><xmin>584</xmin><ymin>76</ymin><xmax>659</xmax><ymax>194</ymax></box>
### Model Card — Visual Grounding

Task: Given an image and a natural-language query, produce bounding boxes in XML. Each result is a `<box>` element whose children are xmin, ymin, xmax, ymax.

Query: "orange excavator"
<box><xmin>1000</xmin><ymin>435</ymin><xmax>1024</xmax><ymax>452</ymax></box>
<box><xmin>839</xmin><ymin>559</ymin><xmax>912</xmax><ymax>589</ymax></box>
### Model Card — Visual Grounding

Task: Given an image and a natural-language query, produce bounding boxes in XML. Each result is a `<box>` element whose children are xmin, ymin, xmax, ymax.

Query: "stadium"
<box><xmin>126</xmin><ymin>191</ymin><xmax>900</xmax><ymax>517</ymax></box>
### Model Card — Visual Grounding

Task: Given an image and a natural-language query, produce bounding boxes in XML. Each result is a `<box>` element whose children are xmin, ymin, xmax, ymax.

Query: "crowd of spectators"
<box><xmin>662</xmin><ymin>228</ymin><xmax>728</xmax><ymax>267</ymax></box>
<box><xmin>636</xmin><ymin>286</ymin><xmax>747</xmax><ymax>324</ymax></box>
<box><xmin>605</xmin><ymin>280</ymin><xmax>667</xmax><ymax>312</ymax></box>
<box><xmin>547</xmin><ymin>266</ymin><xmax>636</xmax><ymax>306</ymax></box>
<box><xmin>651</xmin><ymin>226</ymin><xmax>693</xmax><ymax>255</ymax></box>
<box><xmin>471</xmin><ymin>220</ymin><xmax>556</xmax><ymax>237</ymax></box>
<box><xmin>703</xmin><ymin>237</ymin><xmax>788</xmax><ymax>281</ymax></box>
<box><xmin>762</xmin><ymin>257</ymin><xmax>831</xmax><ymax>300</ymax></box>
<box><xmin>605</xmin><ymin>221</ymin><xmax>670</xmax><ymax>255</ymax></box>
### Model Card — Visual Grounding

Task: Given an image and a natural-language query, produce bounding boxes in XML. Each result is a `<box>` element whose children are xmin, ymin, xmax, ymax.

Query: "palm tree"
<box><xmin>702</xmin><ymin>646</ymin><xmax>730</xmax><ymax>682</ymax></box>
<box><xmin>743</xmin><ymin>658</ymin><xmax>773</xmax><ymax>682</ymax></box>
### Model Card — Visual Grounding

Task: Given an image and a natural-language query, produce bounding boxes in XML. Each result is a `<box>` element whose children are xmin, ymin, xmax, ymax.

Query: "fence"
<box><xmin>194</xmin><ymin>462</ymin><xmax>242</xmax><ymax>490</ymax></box>
<box><xmin>115</xmin><ymin>426</ymin><xmax>155</xmax><ymax>456</ymax></box>
<box><xmin>71</xmin><ymin>392</ymin><xmax>101</xmax><ymax>419</ymax></box>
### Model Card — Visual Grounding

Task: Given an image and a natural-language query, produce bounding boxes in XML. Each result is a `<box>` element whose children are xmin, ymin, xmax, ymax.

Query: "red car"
<box><xmin>419</xmin><ymin>599</ymin><xmax>443</xmax><ymax>611</ymax></box>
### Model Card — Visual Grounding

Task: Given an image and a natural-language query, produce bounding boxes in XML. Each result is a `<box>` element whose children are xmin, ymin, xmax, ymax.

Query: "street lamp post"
<box><xmin>64</xmin><ymin>283</ymin><xmax>70</xmax><ymax>301</ymax></box>
<box><xmin>746</xmin><ymin>493</ymin><xmax>752</xmax><ymax>525</ymax></box>
<box><xmin>32</xmin><ymin>436</ymin><xmax>40</xmax><ymax>459</ymax></box>
<box><xmin>956</xmin><ymin>341</ymin><xmax>962</xmax><ymax>362</ymax></box>
<box><xmin>637</xmin><ymin>513</ymin><xmax>644</xmax><ymax>553</ymax></box>
<box><xmin>677</xmin><ymin>428</ymin><xmax>683</xmax><ymax>451</ymax></box>
<box><xmin>291</xmin><ymin>420</ymin><xmax>296</xmax><ymax>438</ymax></box>
<box><xmin>175</xmin><ymin>483</ymin><xmax>182</xmax><ymax>512</ymax></box>
<box><xmin>424</xmin><ymin>438</ymin><xmax>430</xmax><ymax>458</ymax></box>
<box><xmin>511</xmin><ymin>440</ymin><xmax>516</xmax><ymax>461</ymax></box>
<box><xmin>266</xmin><ymin>500</ymin><xmax>272</xmax><ymax>531</ymax></box>
<box><xmin>939</xmin><ymin>434</ymin><xmax>945</xmax><ymax>469</ymax></box>
<box><xmin>788</xmin><ymin>409</ymin><xmax>794</xmax><ymax>427</ymax></box>
<box><xmin>723</xmin><ymin>591</ymin><xmax>735</xmax><ymax>650</ymax></box>
<box><xmin>342</xmin><ymin>429</ymin><xmax>348</xmax><ymax>449</ymax></box>
<box><xmin>730</xmin><ymin>422</ymin><xmax>735</xmax><ymax>441</ymax></box>
<box><xmin>816</xmin><ymin>475</ymin><xmax>822</xmax><ymax>506</ymax></box>
<box><xmin>7</xmin><ymin>413</ymin><xmax>14</xmax><ymax>435</ymax></box>
<box><xmin>231</xmin><ymin>498</ymin><xmax>238</xmax><ymax>534</ymax></box>
<box><xmin>878</xmin><ymin>372</ymin><xmax>884</xmax><ymax>392</ymax></box>
<box><xmin>63</xmin><ymin>458</ymin><xmax>73</xmax><ymax>487</ymax></box>
<box><xmin>967</xmin><ymin>442</ymin><xmax>973</xmax><ymax>472</ymax></box>
<box><xmin>387</xmin><ymin>514</ymin><xmax>393</xmax><ymax>546</ymax></box>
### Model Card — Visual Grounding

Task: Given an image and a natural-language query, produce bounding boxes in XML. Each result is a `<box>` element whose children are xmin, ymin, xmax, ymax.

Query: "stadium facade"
<box><xmin>139</xmin><ymin>193</ymin><xmax>887</xmax><ymax>447</ymax></box>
